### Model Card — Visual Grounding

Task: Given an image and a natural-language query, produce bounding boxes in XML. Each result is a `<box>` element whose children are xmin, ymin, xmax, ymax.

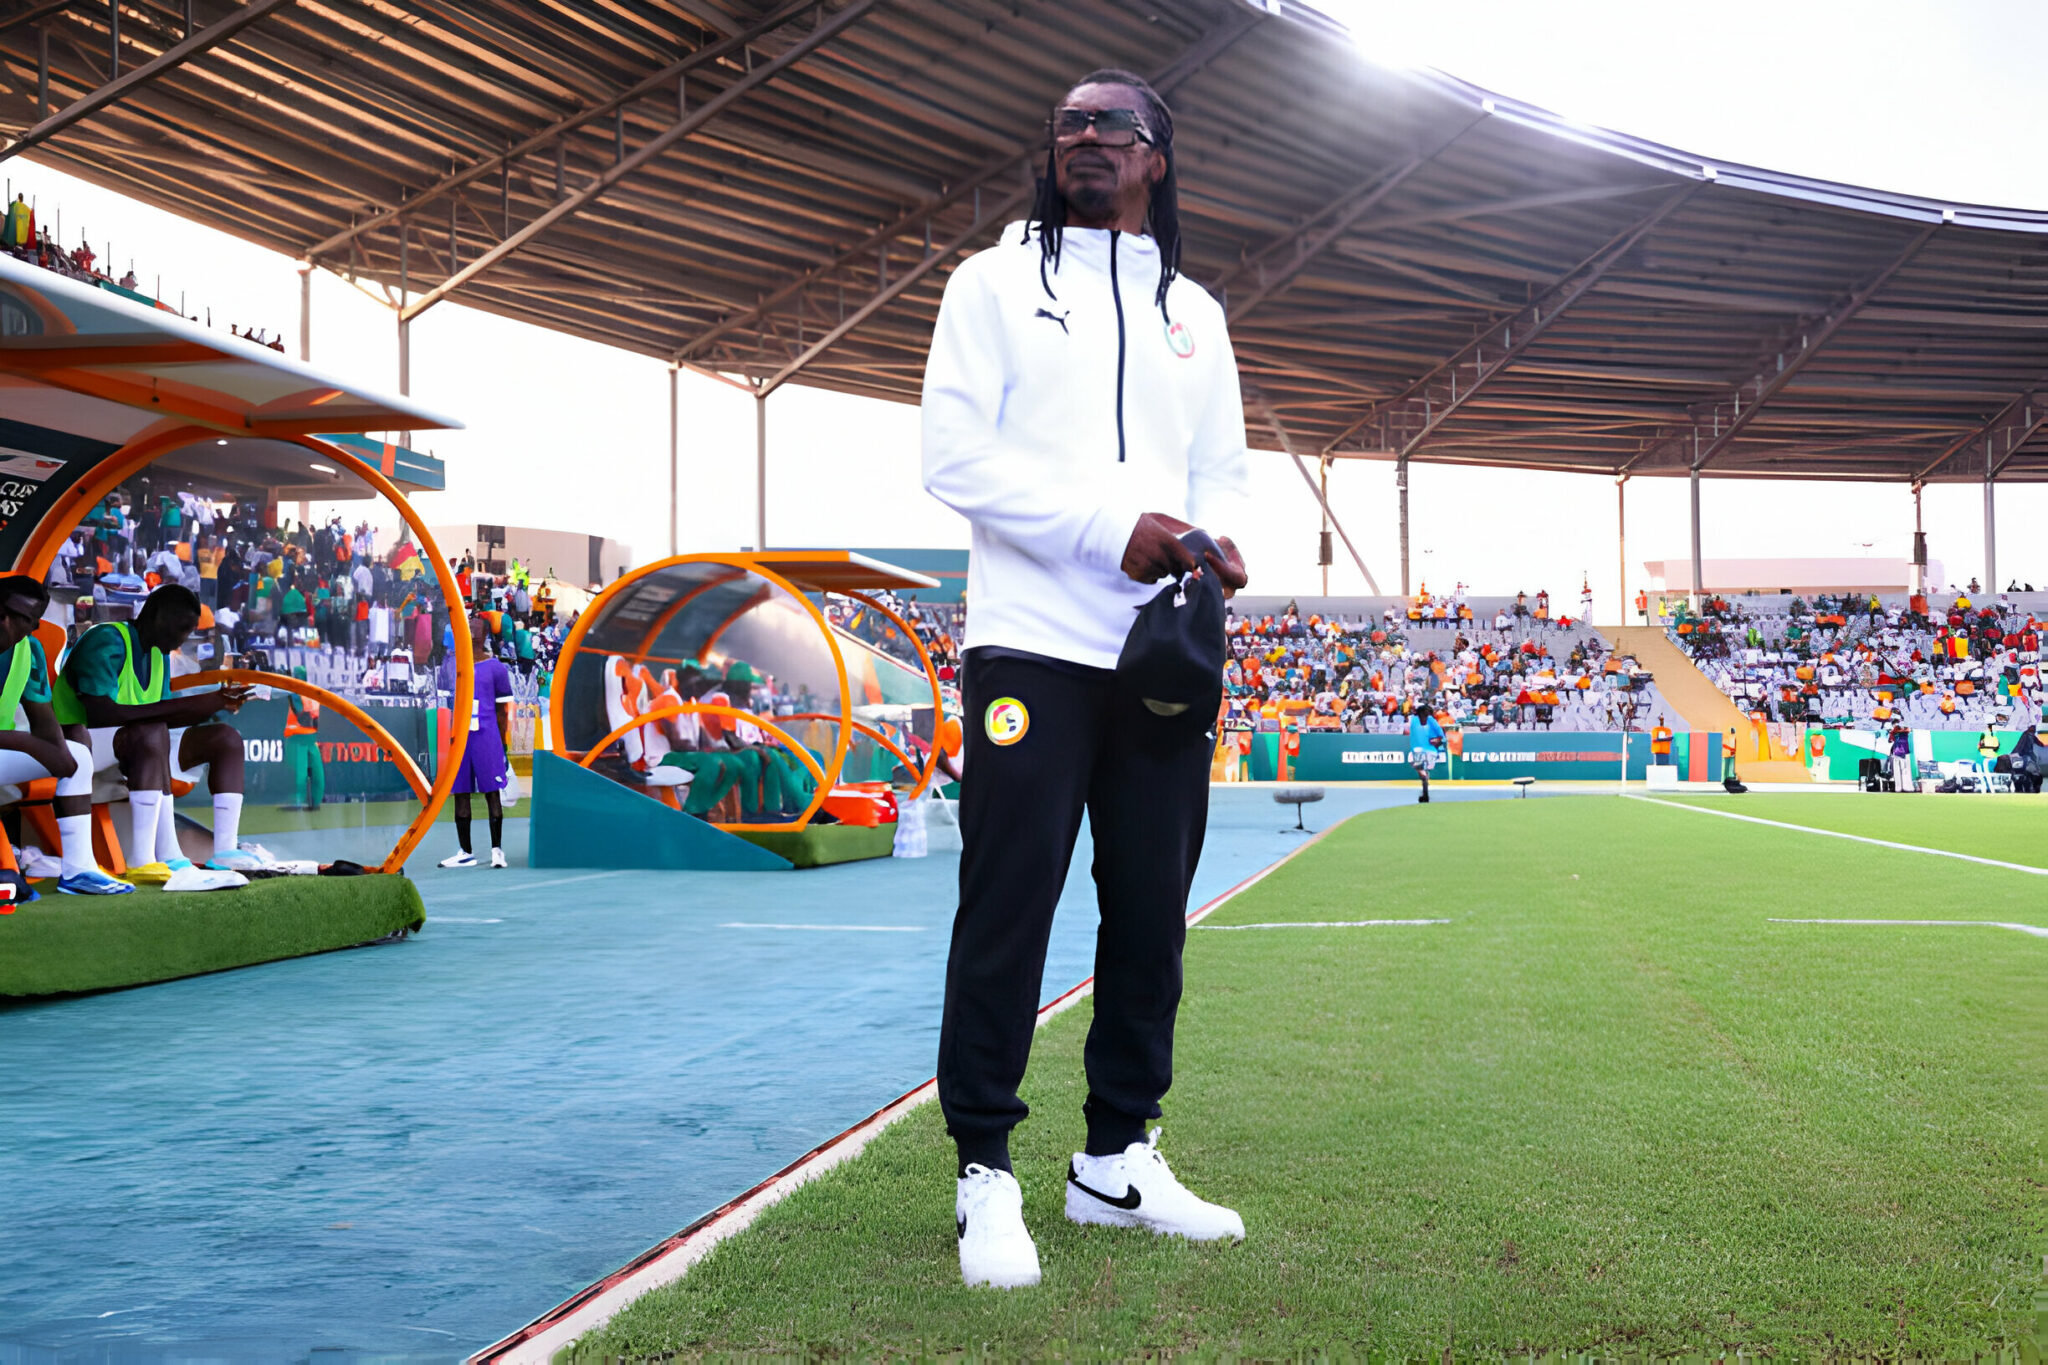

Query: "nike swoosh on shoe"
<box><xmin>1067</xmin><ymin>1165</ymin><xmax>1142</xmax><ymax>1210</ymax></box>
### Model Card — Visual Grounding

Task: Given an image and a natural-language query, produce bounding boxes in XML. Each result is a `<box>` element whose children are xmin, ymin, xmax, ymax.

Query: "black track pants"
<box><xmin>937</xmin><ymin>649</ymin><xmax>1213</xmax><ymax>1171</ymax></box>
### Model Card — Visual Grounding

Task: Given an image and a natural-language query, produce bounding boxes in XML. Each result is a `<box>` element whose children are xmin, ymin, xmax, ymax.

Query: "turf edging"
<box><xmin>0</xmin><ymin>874</ymin><xmax>426</xmax><ymax>997</ymax></box>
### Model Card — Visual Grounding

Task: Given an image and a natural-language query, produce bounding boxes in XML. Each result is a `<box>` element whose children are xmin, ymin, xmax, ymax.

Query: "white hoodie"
<box><xmin>921</xmin><ymin>222</ymin><xmax>1251</xmax><ymax>671</ymax></box>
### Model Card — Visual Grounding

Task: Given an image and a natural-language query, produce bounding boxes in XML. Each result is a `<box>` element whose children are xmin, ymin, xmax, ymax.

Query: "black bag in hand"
<box><xmin>1116</xmin><ymin>528</ymin><xmax>1226</xmax><ymax>735</ymax></box>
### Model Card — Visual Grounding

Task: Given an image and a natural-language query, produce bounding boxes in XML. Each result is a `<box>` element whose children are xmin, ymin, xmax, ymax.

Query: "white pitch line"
<box><xmin>1771</xmin><ymin>917</ymin><xmax>2047</xmax><ymax>939</ymax></box>
<box><xmin>717</xmin><ymin>922</ymin><xmax>924</xmax><ymax>932</ymax></box>
<box><xmin>1627</xmin><ymin>795</ymin><xmax>2048</xmax><ymax>877</ymax></box>
<box><xmin>428</xmin><ymin>869</ymin><xmax>630</xmax><ymax>898</ymax></box>
<box><xmin>1195</xmin><ymin>918</ymin><xmax>1450</xmax><ymax>931</ymax></box>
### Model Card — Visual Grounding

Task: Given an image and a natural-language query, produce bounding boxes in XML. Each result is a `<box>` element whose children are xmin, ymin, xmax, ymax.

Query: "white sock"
<box><xmin>57</xmin><ymin>814</ymin><xmax>96</xmax><ymax>878</ymax></box>
<box><xmin>128</xmin><ymin>790</ymin><xmax>162</xmax><ymax>867</ymax></box>
<box><xmin>213</xmin><ymin>792</ymin><xmax>243</xmax><ymax>860</ymax></box>
<box><xmin>158</xmin><ymin>790</ymin><xmax>183</xmax><ymax>863</ymax></box>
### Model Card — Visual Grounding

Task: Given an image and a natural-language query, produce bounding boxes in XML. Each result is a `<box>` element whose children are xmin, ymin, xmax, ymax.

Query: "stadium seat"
<box><xmin>600</xmin><ymin>654</ymin><xmax>687</xmax><ymax>808</ymax></box>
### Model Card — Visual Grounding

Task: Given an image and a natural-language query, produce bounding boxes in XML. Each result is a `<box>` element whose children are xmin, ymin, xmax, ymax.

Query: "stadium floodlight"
<box><xmin>307</xmin><ymin>463</ymin><xmax>336</xmax><ymax>474</ymax></box>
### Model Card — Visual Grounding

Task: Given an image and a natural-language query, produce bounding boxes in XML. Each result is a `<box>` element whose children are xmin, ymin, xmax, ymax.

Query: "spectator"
<box><xmin>1888</xmin><ymin>724</ymin><xmax>1913</xmax><ymax>792</ymax></box>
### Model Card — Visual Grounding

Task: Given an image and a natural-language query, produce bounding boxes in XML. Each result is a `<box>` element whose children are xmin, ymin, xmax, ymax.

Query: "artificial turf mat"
<box><xmin>0</xmin><ymin>874</ymin><xmax>426</xmax><ymax>997</ymax></box>
<box><xmin>579</xmin><ymin>795</ymin><xmax>2045</xmax><ymax>1358</ymax></box>
<box><xmin>734</xmin><ymin>822</ymin><xmax>898</xmax><ymax>868</ymax></box>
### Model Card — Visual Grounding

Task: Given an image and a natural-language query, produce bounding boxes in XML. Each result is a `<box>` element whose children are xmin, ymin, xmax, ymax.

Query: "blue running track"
<box><xmin>0</xmin><ymin>787</ymin><xmax>1507</xmax><ymax>1360</ymax></box>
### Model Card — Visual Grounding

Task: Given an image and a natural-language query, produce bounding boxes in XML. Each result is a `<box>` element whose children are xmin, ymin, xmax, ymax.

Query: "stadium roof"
<box><xmin>5</xmin><ymin>0</ymin><xmax>2047</xmax><ymax>485</ymax></box>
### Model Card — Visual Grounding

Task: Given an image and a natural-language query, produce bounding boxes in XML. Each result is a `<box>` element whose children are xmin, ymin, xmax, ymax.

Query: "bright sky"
<box><xmin>13</xmin><ymin>0</ymin><xmax>2048</xmax><ymax>619</ymax></box>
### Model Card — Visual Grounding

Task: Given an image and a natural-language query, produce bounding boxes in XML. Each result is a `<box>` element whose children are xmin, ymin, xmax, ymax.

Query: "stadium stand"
<box><xmin>1222</xmin><ymin>596</ymin><xmax>1671</xmax><ymax>735</ymax></box>
<box><xmin>1664</xmin><ymin>590</ymin><xmax>2048</xmax><ymax>733</ymax></box>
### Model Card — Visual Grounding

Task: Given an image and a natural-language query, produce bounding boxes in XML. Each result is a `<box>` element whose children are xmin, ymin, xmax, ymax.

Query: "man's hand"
<box><xmin>1120</xmin><ymin>513</ymin><xmax>1197</xmax><ymax>584</ymax></box>
<box><xmin>216</xmin><ymin>683</ymin><xmax>255</xmax><ymax>714</ymax></box>
<box><xmin>1205</xmin><ymin>535</ymin><xmax>1248</xmax><ymax>598</ymax></box>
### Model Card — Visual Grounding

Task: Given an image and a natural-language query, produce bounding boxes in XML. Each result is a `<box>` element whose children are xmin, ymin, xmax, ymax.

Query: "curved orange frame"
<box><xmin>549</xmin><ymin>554</ymin><xmax>850</xmax><ymax>834</ymax></box>
<box><xmin>14</xmin><ymin>424</ymin><xmax>471</xmax><ymax>872</ymax></box>
<box><xmin>577</xmin><ymin>702</ymin><xmax>829</xmax><ymax>833</ymax></box>
<box><xmin>170</xmin><ymin>669</ymin><xmax>431</xmax><ymax>801</ymax></box>
<box><xmin>840</xmin><ymin>589</ymin><xmax>945</xmax><ymax>799</ymax></box>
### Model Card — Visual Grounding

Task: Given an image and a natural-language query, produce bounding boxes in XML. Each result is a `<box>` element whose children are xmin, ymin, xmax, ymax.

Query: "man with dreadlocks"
<box><xmin>923</xmin><ymin>68</ymin><xmax>1251</xmax><ymax>1289</ymax></box>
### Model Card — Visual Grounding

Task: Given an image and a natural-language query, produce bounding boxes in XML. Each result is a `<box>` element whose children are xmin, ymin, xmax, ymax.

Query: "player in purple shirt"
<box><xmin>438</xmin><ymin>619</ymin><xmax>515</xmax><ymax>868</ymax></box>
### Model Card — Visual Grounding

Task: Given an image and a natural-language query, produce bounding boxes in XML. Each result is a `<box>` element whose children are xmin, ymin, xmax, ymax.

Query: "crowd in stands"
<box><xmin>827</xmin><ymin>591</ymin><xmax>964</xmax><ymax>679</ymax></box>
<box><xmin>5</xmin><ymin>187</ymin><xmax>287</xmax><ymax>348</ymax></box>
<box><xmin>1664</xmin><ymin>586</ymin><xmax>2048</xmax><ymax>732</ymax></box>
<box><xmin>1219</xmin><ymin>586</ymin><xmax>1667</xmax><ymax>734</ymax></box>
<box><xmin>827</xmin><ymin>583</ymin><xmax>1668</xmax><ymax>736</ymax></box>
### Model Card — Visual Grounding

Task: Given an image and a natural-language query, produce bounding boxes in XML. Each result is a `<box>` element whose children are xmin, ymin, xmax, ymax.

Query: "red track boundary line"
<box><xmin>471</xmin><ymin>821</ymin><xmax>1337</xmax><ymax>1362</ymax></box>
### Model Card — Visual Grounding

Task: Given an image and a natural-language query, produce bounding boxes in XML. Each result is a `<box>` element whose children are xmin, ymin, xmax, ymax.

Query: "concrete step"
<box><xmin>1602</xmin><ymin>624</ymin><xmax>1812</xmax><ymax>783</ymax></box>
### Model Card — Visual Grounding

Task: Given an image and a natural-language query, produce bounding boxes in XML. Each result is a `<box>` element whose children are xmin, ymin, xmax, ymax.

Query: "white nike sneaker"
<box><xmin>1065</xmin><ymin>1128</ymin><xmax>1245</xmax><ymax>1242</ymax></box>
<box><xmin>956</xmin><ymin>1164</ymin><xmax>1040</xmax><ymax>1289</ymax></box>
<box><xmin>439</xmin><ymin>850</ymin><xmax>477</xmax><ymax>868</ymax></box>
<box><xmin>164</xmin><ymin>864</ymin><xmax>249</xmax><ymax>893</ymax></box>
<box><xmin>489</xmin><ymin>847</ymin><xmax>508</xmax><ymax>869</ymax></box>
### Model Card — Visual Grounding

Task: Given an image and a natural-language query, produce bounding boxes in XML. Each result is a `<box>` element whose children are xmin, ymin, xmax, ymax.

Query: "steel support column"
<box><xmin>754</xmin><ymin>388</ymin><xmax>768</xmax><ymax>553</ymax></box>
<box><xmin>298</xmin><ymin>262</ymin><xmax>310</xmax><ymax>362</ymax></box>
<box><xmin>1</xmin><ymin>0</ymin><xmax>299</xmax><ymax>163</ymax></box>
<box><xmin>668</xmin><ymin>365</ymin><xmax>679</xmax><ymax>558</ymax></box>
<box><xmin>399</xmin><ymin>0</ymin><xmax>882</xmax><ymax>324</ymax></box>
<box><xmin>1689</xmin><ymin>465</ymin><xmax>1703</xmax><ymax>610</ymax></box>
<box><xmin>1616</xmin><ymin>474</ymin><xmax>1627</xmax><ymax>627</ymax></box>
<box><xmin>1911</xmin><ymin>483</ymin><xmax>1925</xmax><ymax>595</ymax></box>
<box><xmin>1318</xmin><ymin>456</ymin><xmax>1330</xmax><ymax>596</ymax></box>
<box><xmin>1396</xmin><ymin>458</ymin><xmax>1410</xmax><ymax>599</ymax></box>
<box><xmin>1984</xmin><ymin>440</ymin><xmax>1997</xmax><ymax>594</ymax></box>
<box><xmin>397</xmin><ymin>225</ymin><xmax>411</xmax><ymax>448</ymax></box>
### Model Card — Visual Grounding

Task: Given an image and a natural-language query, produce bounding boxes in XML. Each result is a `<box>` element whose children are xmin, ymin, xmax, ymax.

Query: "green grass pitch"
<box><xmin>580</xmin><ymin>794</ymin><xmax>2046</xmax><ymax>1358</ymax></box>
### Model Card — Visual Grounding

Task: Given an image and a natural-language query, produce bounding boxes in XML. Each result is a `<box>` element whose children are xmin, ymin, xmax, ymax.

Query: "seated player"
<box><xmin>0</xmin><ymin>575</ymin><xmax>130</xmax><ymax>896</ymax></box>
<box><xmin>52</xmin><ymin>584</ymin><xmax>261</xmax><ymax>887</ymax></box>
<box><xmin>655</xmin><ymin>662</ymin><xmax>744</xmax><ymax>821</ymax></box>
<box><xmin>701</xmin><ymin>660</ymin><xmax>814</xmax><ymax>819</ymax></box>
<box><xmin>437</xmin><ymin>618</ymin><xmax>515</xmax><ymax>868</ymax></box>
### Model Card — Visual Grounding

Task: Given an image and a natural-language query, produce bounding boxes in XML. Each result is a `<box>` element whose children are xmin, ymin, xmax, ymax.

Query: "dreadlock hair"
<box><xmin>1024</xmin><ymin>67</ymin><xmax>1182</xmax><ymax>322</ymax></box>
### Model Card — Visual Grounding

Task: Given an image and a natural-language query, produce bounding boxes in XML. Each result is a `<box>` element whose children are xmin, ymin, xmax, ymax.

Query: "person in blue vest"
<box><xmin>53</xmin><ymin>584</ymin><xmax>263</xmax><ymax>887</ymax></box>
<box><xmin>1407</xmin><ymin>707</ymin><xmax>1446</xmax><ymax>804</ymax></box>
<box><xmin>0</xmin><ymin>575</ymin><xmax>129</xmax><ymax>896</ymax></box>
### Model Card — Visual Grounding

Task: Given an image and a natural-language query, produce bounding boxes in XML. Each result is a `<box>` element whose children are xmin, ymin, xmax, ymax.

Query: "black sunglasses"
<box><xmin>1050</xmin><ymin>107</ymin><xmax>1155</xmax><ymax>148</ymax></box>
